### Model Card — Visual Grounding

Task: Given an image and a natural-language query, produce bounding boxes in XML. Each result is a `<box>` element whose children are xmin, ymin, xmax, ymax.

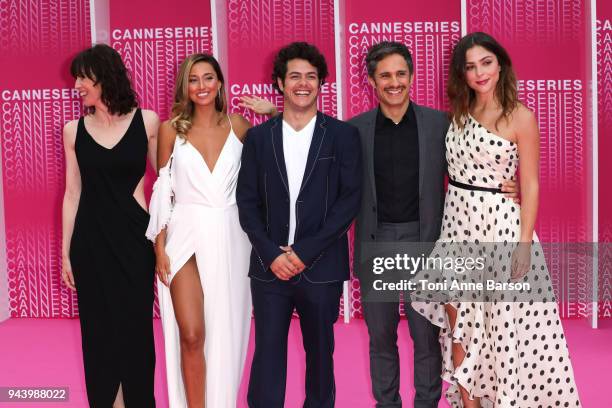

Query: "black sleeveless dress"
<box><xmin>70</xmin><ymin>109</ymin><xmax>156</xmax><ymax>407</ymax></box>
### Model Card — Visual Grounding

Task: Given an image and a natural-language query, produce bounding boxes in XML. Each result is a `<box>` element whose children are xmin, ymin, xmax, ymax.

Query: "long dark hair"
<box><xmin>447</xmin><ymin>32</ymin><xmax>518</xmax><ymax>129</ymax></box>
<box><xmin>171</xmin><ymin>53</ymin><xmax>227</xmax><ymax>139</ymax></box>
<box><xmin>70</xmin><ymin>44</ymin><xmax>138</xmax><ymax>115</ymax></box>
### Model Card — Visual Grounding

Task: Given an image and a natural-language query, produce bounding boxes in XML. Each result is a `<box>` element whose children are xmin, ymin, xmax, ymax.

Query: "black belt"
<box><xmin>449</xmin><ymin>178</ymin><xmax>503</xmax><ymax>194</ymax></box>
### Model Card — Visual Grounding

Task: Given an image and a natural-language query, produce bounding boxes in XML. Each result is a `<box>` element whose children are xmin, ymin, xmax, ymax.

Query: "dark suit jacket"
<box><xmin>348</xmin><ymin>103</ymin><xmax>449</xmax><ymax>279</ymax></box>
<box><xmin>236</xmin><ymin>112</ymin><xmax>362</xmax><ymax>283</ymax></box>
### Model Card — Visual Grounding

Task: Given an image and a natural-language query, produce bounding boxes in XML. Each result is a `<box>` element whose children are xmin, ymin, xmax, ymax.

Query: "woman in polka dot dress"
<box><xmin>412</xmin><ymin>32</ymin><xmax>581</xmax><ymax>408</ymax></box>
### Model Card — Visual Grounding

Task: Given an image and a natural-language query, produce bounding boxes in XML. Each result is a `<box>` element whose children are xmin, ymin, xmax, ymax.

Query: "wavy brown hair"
<box><xmin>448</xmin><ymin>32</ymin><xmax>518</xmax><ymax>129</ymax></box>
<box><xmin>171</xmin><ymin>53</ymin><xmax>227</xmax><ymax>139</ymax></box>
<box><xmin>70</xmin><ymin>44</ymin><xmax>138</xmax><ymax>115</ymax></box>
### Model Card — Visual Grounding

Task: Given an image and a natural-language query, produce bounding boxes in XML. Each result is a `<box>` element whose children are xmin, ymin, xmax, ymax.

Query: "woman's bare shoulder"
<box><xmin>229</xmin><ymin>113</ymin><xmax>252</xmax><ymax>142</ymax></box>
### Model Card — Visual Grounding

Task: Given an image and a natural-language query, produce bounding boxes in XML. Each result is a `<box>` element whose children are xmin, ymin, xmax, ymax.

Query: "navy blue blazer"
<box><xmin>236</xmin><ymin>112</ymin><xmax>362</xmax><ymax>283</ymax></box>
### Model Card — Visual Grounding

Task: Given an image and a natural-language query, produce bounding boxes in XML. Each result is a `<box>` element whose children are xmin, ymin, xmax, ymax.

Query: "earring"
<box><xmin>216</xmin><ymin>90</ymin><xmax>222</xmax><ymax>108</ymax></box>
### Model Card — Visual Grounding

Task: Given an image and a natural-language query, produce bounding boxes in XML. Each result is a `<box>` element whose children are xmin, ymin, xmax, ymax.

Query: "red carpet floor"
<box><xmin>0</xmin><ymin>318</ymin><xmax>609</xmax><ymax>407</ymax></box>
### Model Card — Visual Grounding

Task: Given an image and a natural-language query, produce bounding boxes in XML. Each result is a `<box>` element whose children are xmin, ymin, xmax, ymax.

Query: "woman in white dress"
<box><xmin>146</xmin><ymin>53</ymin><xmax>276</xmax><ymax>407</ymax></box>
<box><xmin>412</xmin><ymin>32</ymin><xmax>581</xmax><ymax>407</ymax></box>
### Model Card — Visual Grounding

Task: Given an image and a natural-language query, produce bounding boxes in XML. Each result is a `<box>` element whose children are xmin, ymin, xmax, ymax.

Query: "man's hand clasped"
<box><xmin>270</xmin><ymin>246</ymin><xmax>306</xmax><ymax>280</ymax></box>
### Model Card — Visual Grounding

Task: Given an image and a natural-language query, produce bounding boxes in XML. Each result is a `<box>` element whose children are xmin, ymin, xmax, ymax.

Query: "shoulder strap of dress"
<box><xmin>165</xmin><ymin>129</ymin><xmax>180</xmax><ymax>175</ymax></box>
<box><xmin>227</xmin><ymin>114</ymin><xmax>235</xmax><ymax>135</ymax></box>
<box><xmin>77</xmin><ymin>116</ymin><xmax>85</xmax><ymax>132</ymax></box>
<box><xmin>170</xmin><ymin>131</ymin><xmax>180</xmax><ymax>153</ymax></box>
<box><xmin>135</xmin><ymin>108</ymin><xmax>144</xmax><ymax>127</ymax></box>
<box><xmin>129</xmin><ymin>108</ymin><xmax>149</xmax><ymax>148</ymax></box>
<box><xmin>75</xmin><ymin>116</ymin><xmax>86</xmax><ymax>142</ymax></box>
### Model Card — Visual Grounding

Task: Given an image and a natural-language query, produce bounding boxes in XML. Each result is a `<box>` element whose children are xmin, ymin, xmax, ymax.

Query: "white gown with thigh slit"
<box><xmin>146</xmin><ymin>121</ymin><xmax>252</xmax><ymax>408</ymax></box>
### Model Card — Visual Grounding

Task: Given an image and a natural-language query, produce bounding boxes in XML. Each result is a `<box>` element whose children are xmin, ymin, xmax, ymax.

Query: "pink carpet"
<box><xmin>0</xmin><ymin>318</ymin><xmax>609</xmax><ymax>407</ymax></box>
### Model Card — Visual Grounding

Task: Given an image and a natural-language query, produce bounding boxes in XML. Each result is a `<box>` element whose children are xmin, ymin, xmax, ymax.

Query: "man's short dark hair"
<box><xmin>365</xmin><ymin>41</ymin><xmax>414</xmax><ymax>78</ymax></box>
<box><xmin>272</xmin><ymin>42</ymin><xmax>329</xmax><ymax>92</ymax></box>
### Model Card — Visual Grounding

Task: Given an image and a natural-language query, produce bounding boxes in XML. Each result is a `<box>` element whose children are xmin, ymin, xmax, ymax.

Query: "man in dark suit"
<box><xmin>350</xmin><ymin>41</ymin><xmax>517</xmax><ymax>408</ymax></box>
<box><xmin>237</xmin><ymin>42</ymin><xmax>362</xmax><ymax>408</ymax></box>
<box><xmin>349</xmin><ymin>42</ymin><xmax>448</xmax><ymax>408</ymax></box>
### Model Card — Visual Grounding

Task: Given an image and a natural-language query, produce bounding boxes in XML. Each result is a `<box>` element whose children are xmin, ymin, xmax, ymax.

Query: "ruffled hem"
<box><xmin>441</xmin><ymin>326</ymin><xmax>496</xmax><ymax>408</ymax></box>
<box><xmin>413</xmin><ymin>300</ymin><xmax>581</xmax><ymax>408</ymax></box>
<box><xmin>415</xmin><ymin>301</ymin><xmax>496</xmax><ymax>407</ymax></box>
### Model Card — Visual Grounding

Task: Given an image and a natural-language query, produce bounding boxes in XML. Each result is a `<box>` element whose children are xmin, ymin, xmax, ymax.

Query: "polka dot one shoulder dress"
<box><xmin>412</xmin><ymin>115</ymin><xmax>581</xmax><ymax>407</ymax></box>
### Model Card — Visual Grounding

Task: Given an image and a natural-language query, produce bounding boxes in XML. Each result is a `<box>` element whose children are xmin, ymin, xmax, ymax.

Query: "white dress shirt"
<box><xmin>282</xmin><ymin>115</ymin><xmax>317</xmax><ymax>245</ymax></box>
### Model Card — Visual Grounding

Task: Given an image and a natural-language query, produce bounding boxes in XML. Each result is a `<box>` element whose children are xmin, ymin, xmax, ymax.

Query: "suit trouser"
<box><xmin>360</xmin><ymin>221</ymin><xmax>442</xmax><ymax>408</ymax></box>
<box><xmin>248</xmin><ymin>276</ymin><xmax>343</xmax><ymax>408</ymax></box>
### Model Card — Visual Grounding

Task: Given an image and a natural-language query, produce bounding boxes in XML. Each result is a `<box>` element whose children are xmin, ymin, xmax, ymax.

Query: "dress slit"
<box><xmin>154</xmin><ymin>125</ymin><xmax>252</xmax><ymax>407</ymax></box>
<box><xmin>168</xmin><ymin>249</ymin><xmax>199</xmax><ymax>286</ymax></box>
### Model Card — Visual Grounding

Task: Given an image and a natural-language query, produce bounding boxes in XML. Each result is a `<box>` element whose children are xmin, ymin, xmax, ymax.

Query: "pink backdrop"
<box><xmin>0</xmin><ymin>0</ymin><xmax>606</xmax><ymax>320</ymax></box>
<box><xmin>339</xmin><ymin>0</ymin><xmax>461</xmax><ymax>318</ymax></box>
<box><xmin>109</xmin><ymin>0</ymin><xmax>213</xmax><ymax>120</ymax></box>
<box><xmin>0</xmin><ymin>0</ymin><xmax>91</xmax><ymax>317</ymax></box>
<box><xmin>597</xmin><ymin>2</ymin><xmax>612</xmax><ymax>318</ymax></box>
<box><xmin>225</xmin><ymin>0</ymin><xmax>337</xmax><ymax>123</ymax></box>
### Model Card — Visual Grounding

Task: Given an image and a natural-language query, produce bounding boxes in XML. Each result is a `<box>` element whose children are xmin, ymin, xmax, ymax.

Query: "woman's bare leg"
<box><xmin>171</xmin><ymin>255</ymin><xmax>206</xmax><ymax>408</ymax></box>
<box><xmin>112</xmin><ymin>384</ymin><xmax>125</xmax><ymax>408</ymax></box>
<box><xmin>445</xmin><ymin>304</ymin><xmax>480</xmax><ymax>408</ymax></box>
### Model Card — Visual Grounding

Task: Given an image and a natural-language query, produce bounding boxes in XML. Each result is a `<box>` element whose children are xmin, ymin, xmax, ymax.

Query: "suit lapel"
<box><xmin>414</xmin><ymin>103</ymin><xmax>428</xmax><ymax>240</ymax></box>
<box><xmin>270</xmin><ymin>115</ymin><xmax>289</xmax><ymax>196</ymax></box>
<box><xmin>414</xmin><ymin>103</ymin><xmax>427</xmax><ymax>200</ymax></box>
<box><xmin>299</xmin><ymin>112</ymin><xmax>326</xmax><ymax>194</ymax></box>
<box><xmin>365</xmin><ymin>109</ymin><xmax>377</xmax><ymax>206</ymax></box>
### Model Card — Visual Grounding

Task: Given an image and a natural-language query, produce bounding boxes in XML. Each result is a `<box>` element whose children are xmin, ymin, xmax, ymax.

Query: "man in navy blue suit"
<box><xmin>237</xmin><ymin>42</ymin><xmax>362</xmax><ymax>407</ymax></box>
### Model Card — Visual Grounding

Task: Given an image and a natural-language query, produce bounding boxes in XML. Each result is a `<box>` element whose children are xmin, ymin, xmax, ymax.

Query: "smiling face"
<box><xmin>277</xmin><ymin>58</ymin><xmax>320</xmax><ymax>113</ymax></box>
<box><xmin>74</xmin><ymin>75</ymin><xmax>102</xmax><ymax>107</ymax></box>
<box><xmin>464</xmin><ymin>45</ymin><xmax>501</xmax><ymax>96</ymax></box>
<box><xmin>187</xmin><ymin>61</ymin><xmax>221</xmax><ymax>107</ymax></box>
<box><xmin>368</xmin><ymin>53</ymin><xmax>413</xmax><ymax>110</ymax></box>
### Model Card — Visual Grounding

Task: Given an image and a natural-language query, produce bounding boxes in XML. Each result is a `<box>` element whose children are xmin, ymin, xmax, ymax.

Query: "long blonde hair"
<box><xmin>170</xmin><ymin>53</ymin><xmax>227</xmax><ymax>138</ymax></box>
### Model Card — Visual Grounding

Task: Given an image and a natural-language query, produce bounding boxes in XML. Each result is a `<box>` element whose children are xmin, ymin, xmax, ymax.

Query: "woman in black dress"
<box><xmin>61</xmin><ymin>44</ymin><xmax>160</xmax><ymax>407</ymax></box>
